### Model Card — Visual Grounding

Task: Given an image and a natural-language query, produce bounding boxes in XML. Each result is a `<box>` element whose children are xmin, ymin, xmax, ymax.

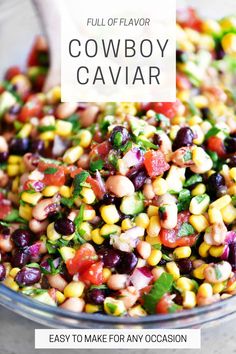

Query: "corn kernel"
<box><xmin>147</xmin><ymin>215</ymin><xmax>161</xmax><ymax>237</ymax></box>
<box><xmin>85</xmin><ymin>304</ymin><xmax>100</xmax><ymax>313</ymax></box>
<box><xmin>209</xmin><ymin>245</ymin><xmax>225</xmax><ymax>258</ymax></box>
<box><xmin>64</xmin><ymin>281</ymin><xmax>85</xmax><ymax>298</ymax></box>
<box><xmin>8</xmin><ymin>155</ymin><xmax>22</xmax><ymax>164</ymax></box>
<box><xmin>169</xmin><ymin>125</ymin><xmax>180</xmax><ymax>140</ymax></box>
<box><xmin>47</xmin><ymin>222</ymin><xmax>61</xmax><ymax>241</ymax></box>
<box><xmin>7</xmin><ymin>164</ymin><xmax>20</xmax><ymax>176</ymax></box>
<box><xmin>135</xmin><ymin>213</ymin><xmax>149</xmax><ymax>229</ymax></box>
<box><xmin>166</xmin><ymin>261</ymin><xmax>180</xmax><ymax>280</ymax></box>
<box><xmin>212</xmin><ymin>282</ymin><xmax>225</xmax><ymax>294</ymax></box>
<box><xmin>221</xmin><ymin>203</ymin><xmax>236</xmax><ymax>224</ymax></box>
<box><xmin>19</xmin><ymin>203</ymin><xmax>32</xmax><ymax>221</ymax></box>
<box><xmin>208</xmin><ymin>207</ymin><xmax>223</xmax><ymax>224</ymax></box>
<box><xmin>183</xmin><ymin>291</ymin><xmax>197</xmax><ymax>309</ymax></box>
<box><xmin>59</xmin><ymin>185</ymin><xmax>71</xmax><ymax>198</ymax></box>
<box><xmin>102</xmin><ymin>268</ymin><xmax>111</xmax><ymax>282</ymax></box>
<box><xmin>199</xmin><ymin>242</ymin><xmax>211</xmax><ymax>258</ymax></box>
<box><xmin>145</xmin><ymin>235</ymin><xmax>162</xmax><ymax>245</ymax></box>
<box><xmin>63</xmin><ymin>145</ymin><xmax>84</xmax><ymax>164</ymax></box>
<box><xmin>55</xmin><ymin>291</ymin><xmax>66</xmax><ymax>304</ymax></box>
<box><xmin>55</xmin><ymin>120</ymin><xmax>72</xmax><ymax>137</ymax></box>
<box><xmin>222</xmin><ymin>33</ymin><xmax>236</xmax><ymax>55</ymax></box>
<box><xmin>226</xmin><ymin>280</ymin><xmax>236</xmax><ymax>292</ymax></box>
<box><xmin>189</xmin><ymin>215</ymin><xmax>209</xmax><ymax>233</ymax></box>
<box><xmin>21</xmin><ymin>191</ymin><xmax>42</xmax><ymax>206</ymax></box>
<box><xmin>189</xmin><ymin>194</ymin><xmax>210</xmax><ymax>215</ymax></box>
<box><xmin>91</xmin><ymin>229</ymin><xmax>104</xmax><ymax>245</ymax></box>
<box><xmin>171</xmin><ymin>116</ymin><xmax>186</xmax><ymax>125</ymax></box>
<box><xmin>209</xmin><ymin>195</ymin><xmax>231</xmax><ymax>210</ymax></box>
<box><xmin>9</xmin><ymin>267</ymin><xmax>20</xmax><ymax>278</ymax></box>
<box><xmin>39</xmin><ymin>131</ymin><xmax>55</xmax><ymax>141</ymax></box>
<box><xmin>229</xmin><ymin>167</ymin><xmax>236</xmax><ymax>181</ymax></box>
<box><xmin>173</xmin><ymin>246</ymin><xmax>191</xmax><ymax>259</ymax></box>
<box><xmin>104</xmin><ymin>297</ymin><xmax>126</xmax><ymax>316</ymax></box>
<box><xmin>12</xmin><ymin>176</ymin><xmax>19</xmax><ymax>193</ymax></box>
<box><xmin>193</xmin><ymin>264</ymin><xmax>208</xmax><ymax>280</ymax></box>
<box><xmin>80</xmin><ymin>187</ymin><xmax>96</xmax><ymax>204</ymax></box>
<box><xmin>4</xmin><ymin>276</ymin><xmax>19</xmax><ymax>291</ymax></box>
<box><xmin>100</xmin><ymin>205</ymin><xmax>120</xmax><ymax>225</ymax></box>
<box><xmin>80</xmin><ymin>222</ymin><xmax>92</xmax><ymax>241</ymax></box>
<box><xmin>152</xmin><ymin>177</ymin><xmax>168</xmax><ymax>196</ymax></box>
<box><xmin>100</xmin><ymin>224</ymin><xmax>121</xmax><ymax>237</ymax></box>
<box><xmin>198</xmin><ymin>283</ymin><xmax>213</xmax><ymax>298</ymax></box>
<box><xmin>176</xmin><ymin>277</ymin><xmax>194</xmax><ymax>292</ymax></box>
<box><xmin>188</xmin><ymin>115</ymin><xmax>203</xmax><ymax>125</ymax></box>
<box><xmin>202</xmin><ymin>19</ymin><xmax>222</xmax><ymax>36</ymax></box>
<box><xmin>128</xmin><ymin>305</ymin><xmax>147</xmax><ymax>317</ymax></box>
<box><xmin>42</xmin><ymin>186</ymin><xmax>59</xmax><ymax>197</ymax></box>
<box><xmin>77</xmin><ymin>130</ymin><xmax>92</xmax><ymax>148</ymax></box>
<box><xmin>121</xmin><ymin>218</ymin><xmax>134</xmax><ymax>231</ymax></box>
<box><xmin>17</xmin><ymin>123</ymin><xmax>32</xmax><ymax>138</ymax></box>
<box><xmin>147</xmin><ymin>205</ymin><xmax>159</xmax><ymax>217</ymax></box>
<box><xmin>147</xmin><ymin>249</ymin><xmax>162</xmax><ymax>266</ymax></box>
<box><xmin>228</xmin><ymin>185</ymin><xmax>236</xmax><ymax>196</ymax></box>
<box><xmin>191</xmin><ymin>183</ymin><xmax>206</xmax><ymax>196</ymax></box>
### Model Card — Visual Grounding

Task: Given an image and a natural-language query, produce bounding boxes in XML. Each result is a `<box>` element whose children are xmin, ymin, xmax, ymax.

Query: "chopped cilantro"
<box><xmin>177</xmin><ymin>189</ymin><xmax>191</xmax><ymax>212</ymax></box>
<box><xmin>152</xmin><ymin>243</ymin><xmax>162</xmax><ymax>250</ymax></box>
<box><xmin>183</xmin><ymin>150</ymin><xmax>192</xmax><ymax>162</ymax></box>
<box><xmin>73</xmin><ymin>171</ymin><xmax>89</xmax><ymax>197</ymax></box>
<box><xmin>44</xmin><ymin>167</ymin><xmax>58</xmax><ymax>174</ymax></box>
<box><xmin>168</xmin><ymin>303</ymin><xmax>182</xmax><ymax>313</ymax></box>
<box><xmin>60</xmin><ymin>197</ymin><xmax>74</xmax><ymax>208</ymax></box>
<box><xmin>90</xmin><ymin>159</ymin><xmax>104</xmax><ymax>172</ymax></box>
<box><xmin>4</xmin><ymin>209</ymin><xmax>26</xmax><ymax>223</ymax></box>
<box><xmin>178</xmin><ymin>222</ymin><xmax>195</xmax><ymax>237</ymax></box>
<box><xmin>67</xmin><ymin>114</ymin><xmax>81</xmax><ymax>133</ymax></box>
<box><xmin>184</xmin><ymin>174</ymin><xmax>202</xmax><ymax>187</ymax></box>
<box><xmin>106</xmin><ymin>302</ymin><xmax>117</xmax><ymax>314</ymax></box>
<box><xmin>155</xmin><ymin>113</ymin><xmax>170</xmax><ymax>126</ymax></box>
<box><xmin>113</xmin><ymin>131</ymin><xmax>123</xmax><ymax>147</ymax></box>
<box><xmin>38</xmin><ymin>125</ymin><xmax>55</xmax><ymax>133</ymax></box>
<box><xmin>204</xmin><ymin>127</ymin><xmax>221</xmax><ymax>141</ymax></box>
<box><xmin>143</xmin><ymin>273</ymin><xmax>174</xmax><ymax>314</ymax></box>
<box><xmin>195</xmin><ymin>194</ymin><xmax>207</xmax><ymax>203</ymax></box>
<box><xmin>21</xmin><ymin>288</ymin><xmax>47</xmax><ymax>296</ymax></box>
<box><xmin>215</xmin><ymin>266</ymin><xmax>222</xmax><ymax>280</ymax></box>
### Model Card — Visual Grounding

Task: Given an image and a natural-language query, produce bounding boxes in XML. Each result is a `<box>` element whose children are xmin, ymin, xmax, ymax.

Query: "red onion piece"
<box><xmin>129</xmin><ymin>267</ymin><xmax>153</xmax><ymax>290</ymax></box>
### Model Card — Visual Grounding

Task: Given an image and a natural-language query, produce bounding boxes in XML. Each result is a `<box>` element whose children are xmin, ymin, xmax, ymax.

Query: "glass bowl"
<box><xmin>1</xmin><ymin>0</ymin><xmax>236</xmax><ymax>329</ymax></box>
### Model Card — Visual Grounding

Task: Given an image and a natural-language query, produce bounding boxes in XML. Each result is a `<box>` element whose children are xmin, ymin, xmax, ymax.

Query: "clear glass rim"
<box><xmin>1</xmin><ymin>283</ymin><xmax>235</xmax><ymax>325</ymax></box>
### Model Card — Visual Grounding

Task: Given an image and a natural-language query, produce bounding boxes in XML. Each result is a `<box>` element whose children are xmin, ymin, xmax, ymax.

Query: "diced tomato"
<box><xmin>177</xmin><ymin>8</ymin><xmax>203</xmax><ymax>32</ymax></box>
<box><xmin>144</xmin><ymin>150</ymin><xmax>170</xmax><ymax>178</ymax></box>
<box><xmin>38</xmin><ymin>161</ymin><xmax>66</xmax><ymax>187</ymax></box>
<box><xmin>140</xmin><ymin>102</ymin><xmax>152</xmax><ymax>112</ymax></box>
<box><xmin>151</xmin><ymin>100</ymin><xmax>184</xmax><ymax>119</ymax></box>
<box><xmin>19</xmin><ymin>97</ymin><xmax>42</xmax><ymax>122</ymax></box>
<box><xmin>90</xmin><ymin>141</ymin><xmax>111</xmax><ymax>159</ymax></box>
<box><xmin>27</xmin><ymin>36</ymin><xmax>48</xmax><ymax>67</ymax></box>
<box><xmin>207</xmin><ymin>136</ymin><xmax>226</xmax><ymax>158</ymax></box>
<box><xmin>5</xmin><ymin>66</ymin><xmax>21</xmax><ymax>81</ymax></box>
<box><xmin>66</xmin><ymin>244</ymin><xmax>97</xmax><ymax>276</ymax></box>
<box><xmin>176</xmin><ymin>73</ymin><xmax>191</xmax><ymax>90</ymax></box>
<box><xmin>156</xmin><ymin>294</ymin><xmax>181</xmax><ymax>314</ymax></box>
<box><xmin>80</xmin><ymin>261</ymin><xmax>104</xmax><ymax>285</ymax></box>
<box><xmin>0</xmin><ymin>200</ymin><xmax>12</xmax><ymax>220</ymax></box>
<box><xmin>87</xmin><ymin>176</ymin><xmax>104</xmax><ymax>199</ymax></box>
<box><xmin>160</xmin><ymin>211</ymin><xmax>198</xmax><ymax>248</ymax></box>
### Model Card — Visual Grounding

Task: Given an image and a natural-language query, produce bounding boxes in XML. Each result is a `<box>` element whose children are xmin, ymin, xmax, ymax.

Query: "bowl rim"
<box><xmin>0</xmin><ymin>283</ymin><xmax>235</xmax><ymax>324</ymax></box>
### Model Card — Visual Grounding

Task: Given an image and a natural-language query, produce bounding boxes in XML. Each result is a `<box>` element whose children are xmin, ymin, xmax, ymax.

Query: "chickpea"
<box><xmin>143</xmin><ymin>183</ymin><xmax>155</xmax><ymax>200</ymax></box>
<box><xmin>0</xmin><ymin>170</ymin><xmax>8</xmax><ymax>188</ymax></box>
<box><xmin>77</xmin><ymin>154</ymin><xmax>90</xmax><ymax>169</ymax></box>
<box><xmin>157</xmin><ymin>193</ymin><xmax>177</xmax><ymax>206</ymax></box>
<box><xmin>204</xmin><ymin>261</ymin><xmax>232</xmax><ymax>283</ymax></box>
<box><xmin>171</xmin><ymin>147</ymin><xmax>194</xmax><ymax>167</ymax></box>
<box><xmin>47</xmin><ymin>274</ymin><xmax>68</xmax><ymax>292</ymax></box>
<box><xmin>119</xmin><ymin>286</ymin><xmax>139</xmax><ymax>309</ymax></box>
<box><xmin>136</xmin><ymin>241</ymin><xmax>151</xmax><ymax>260</ymax></box>
<box><xmin>197</xmin><ymin>294</ymin><xmax>220</xmax><ymax>307</ymax></box>
<box><xmin>56</xmin><ymin>103</ymin><xmax>78</xmax><ymax>119</ymax></box>
<box><xmin>60</xmin><ymin>297</ymin><xmax>85</xmax><ymax>312</ymax></box>
<box><xmin>151</xmin><ymin>267</ymin><xmax>165</xmax><ymax>281</ymax></box>
<box><xmin>23</xmin><ymin>153</ymin><xmax>39</xmax><ymax>172</ymax></box>
<box><xmin>204</xmin><ymin>222</ymin><xmax>227</xmax><ymax>246</ymax></box>
<box><xmin>0</xmin><ymin>136</ymin><xmax>8</xmax><ymax>153</ymax></box>
<box><xmin>107</xmin><ymin>274</ymin><xmax>128</xmax><ymax>290</ymax></box>
<box><xmin>159</xmin><ymin>203</ymin><xmax>178</xmax><ymax>229</ymax></box>
<box><xmin>193</xmin><ymin>259</ymin><xmax>206</xmax><ymax>269</ymax></box>
<box><xmin>105</xmin><ymin>175</ymin><xmax>135</xmax><ymax>197</ymax></box>
<box><xmin>79</xmin><ymin>105</ymin><xmax>99</xmax><ymax>127</ymax></box>
<box><xmin>29</xmin><ymin>219</ymin><xmax>49</xmax><ymax>234</ymax></box>
<box><xmin>32</xmin><ymin>197</ymin><xmax>60</xmax><ymax>221</ymax></box>
<box><xmin>0</xmin><ymin>235</ymin><xmax>13</xmax><ymax>252</ymax></box>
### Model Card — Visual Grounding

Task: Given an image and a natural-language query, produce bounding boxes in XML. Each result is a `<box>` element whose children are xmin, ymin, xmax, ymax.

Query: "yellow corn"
<box><xmin>221</xmin><ymin>203</ymin><xmax>236</xmax><ymax>224</ymax></box>
<box><xmin>63</xmin><ymin>145</ymin><xmax>84</xmax><ymax>164</ymax></box>
<box><xmin>226</xmin><ymin>279</ymin><xmax>236</xmax><ymax>292</ymax></box>
<box><xmin>169</xmin><ymin>125</ymin><xmax>180</xmax><ymax>140</ymax></box>
<box><xmin>9</xmin><ymin>267</ymin><xmax>20</xmax><ymax>278</ymax></box>
<box><xmin>91</xmin><ymin>229</ymin><xmax>104</xmax><ymax>245</ymax></box>
<box><xmin>55</xmin><ymin>120</ymin><xmax>73</xmax><ymax>137</ymax></box>
<box><xmin>104</xmin><ymin>297</ymin><xmax>126</xmax><ymax>316</ymax></box>
<box><xmin>188</xmin><ymin>115</ymin><xmax>202</xmax><ymax>126</ymax></box>
<box><xmin>173</xmin><ymin>246</ymin><xmax>191</xmax><ymax>259</ymax></box>
<box><xmin>46</xmin><ymin>86</ymin><xmax>61</xmax><ymax>104</ymax></box>
<box><xmin>208</xmin><ymin>207</ymin><xmax>223</xmax><ymax>224</ymax></box>
<box><xmin>202</xmin><ymin>19</ymin><xmax>222</xmax><ymax>36</ymax></box>
<box><xmin>47</xmin><ymin>222</ymin><xmax>61</xmax><ymax>241</ymax></box>
<box><xmin>121</xmin><ymin>218</ymin><xmax>134</xmax><ymax>231</ymax></box>
<box><xmin>147</xmin><ymin>215</ymin><xmax>161</xmax><ymax>237</ymax></box>
<box><xmin>189</xmin><ymin>194</ymin><xmax>210</xmax><ymax>215</ymax></box>
<box><xmin>128</xmin><ymin>305</ymin><xmax>147</xmax><ymax>317</ymax></box>
<box><xmin>193</xmin><ymin>264</ymin><xmax>208</xmax><ymax>280</ymax></box>
<box><xmin>147</xmin><ymin>205</ymin><xmax>159</xmax><ymax>217</ymax></box>
<box><xmin>21</xmin><ymin>191</ymin><xmax>42</xmax><ymax>205</ymax></box>
<box><xmin>83</xmin><ymin>207</ymin><xmax>96</xmax><ymax>221</ymax></box>
<box><xmin>166</xmin><ymin>261</ymin><xmax>180</xmax><ymax>280</ymax></box>
<box><xmin>198</xmin><ymin>283</ymin><xmax>213</xmax><ymax>298</ymax></box>
<box><xmin>100</xmin><ymin>205</ymin><xmax>120</xmax><ymax>225</ymax></box>
<box><xmin>100</xmin><ymin>224</ymin><xmax>121</xmax><ymax>237</ymax></box>
<box><xmin>102</xmin><ymin>268</ymin><xmax>112</xmax><ymax>282</ymax></box>
<box><xmin>171</xmin><ymin>116</ymin><xmax>186</xmax><ymax>125</ymax></box>
<box><xmin>39</xmin><ymin>131</ymin><xmax>55</xmax><ymax>141</ymax></box>
<box><xmin>19</xmin><ymin>203</ymin><xmax>32</xmax><ymax>221</ymax></box>
<box><xmin>55</xmin><ymin>291</ymin><xmax>66</xmax><ymax>304</ymax></box>
<box><xmin>7</xmin><ymin>164</ymin><xmax>20</xmax><ymax>176</ymax></box>
<box><xmin>192</xmin><ymin>125</ymin><xmax>204</xmax><ymax>145</ymax></box>
<box><xmin>213</xmin><ymin>282</ymin><xmax>225</xmax><ymax>294</ymax></box>
<box><xmin>64</xmin><ymin>281</ymin><xmax>85</xmax><ymax>298</ymax></box>
<box><xmin>222</xmin><ymin>33</ymin><xmax>236</xmax><ymax>55</ymax></box>
<box><xmin>4</xmin><ymin>276</ymin><xmax>19</xmax><ymax>291</ymax></box>
<box><xmin>147</xmin><ymin>249</ymin><xmax>162</xmax><ymax>266</ymax></box>
<box><xmin>191</xmin><ymin>183</ymin><xmax>206</xmax><ymax>196</ymax></box>
<box><xmin>145</xmin><ymin>235</ymin><xmax>162</xmax><ymax>245</ymax></box>
<box><xmin>134</xmin><ymin>213</ymin><xmax>149</xmax><ymax>229</ymax></box>
<box><xmin>228</xmin><ymin>185</ymin><xmax>236</xmax><ymax>196</ymax></box>
<box><xmin>85</xmin><ymin>304</ymin><xmax>100</xmax><ymax>313</ymax></box>
<box><xmin>176</xmin><ymin>277</ymin><xmax>194</xmax><ymax>292</ymax></box>
<box><xmin>183</xmin><ymin>291</ymin><xmax>197</xmax><ymax>309</ymax></box>
<box><xmin>229</xmin><ymin>167</ymin><xmax>236</xmax><ymax>181</ymax></box>
<box><xmin>209</xmin><ymin>245</ymin><xmax>225</xmax><ymax>258</ymax></box>
<box><xmin>79</xmin><ymin>222</ymin><xmax>92</xmax><ymax>241</ymax></box>
<box><xmin>77</xmin><ymin>130</ymin><xmax>93</xmax><ymax>148</ymax></box>
<box><xmin>59</xmin><ymin>185</ymin><xmax>71</xmax><ymax>198</ymax></box>
<box><xmin>8</xmin><ymin>155</ymin><xmax>22</xmax><ymax>164</ymax></box>
<box><xmin>209</xmin><ymin>194</ymin><xmax>231</xmax><ymax>210</ymax></box>
<box><xmin>42</xmin><ymin>186</ymin><xmax>59</xmax><ymax>197</ymax></box>
<box><xmin>189</xmin><ymin>215</ymin><xmax>209</xmax><ymax>233</ymax></box>
<box><xmin>12</xmin><ymin>177</ymin><xmax>19</xmax><ymax>193</ymax></box>
<box><xmin>152</xmin><ymin>177</ymin><xmax>168</xmax><ymax>196</ymax></box>
<box><xmin>199</xmin><ymin>242</ymin><xmax>211</xmax><ymax>258</ymax></box>
<box><xmin>80</xmin><ymin>187</ymin><xmax>96</xmax><ymax>204</ymax></box>
<box><xmin>17</xmin><ymin>123</ymin><xmax>32</xmax><ymax>138</ymax></box>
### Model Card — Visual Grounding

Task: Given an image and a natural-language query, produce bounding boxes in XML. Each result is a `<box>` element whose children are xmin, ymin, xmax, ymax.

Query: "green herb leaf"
<box><xmin>44</xmin><ymin>167</ymin><xmax>58</xmax><ymax>174</ymax></box>
<box><xmin>60</xmin><ymin>197</ymin><xmax>74</xmax><ymax>208</ymax></box>
<box><xmin>177</xmin><ymin>189</ymin><xmax>191</xmax><ymax>212</ymax></box>
<box><xmin>113</xmin><ymin>132</ymin><xmax>123</xmax><ymax>147</ymax></box>
<box><xmin>183</xmin><ymin>150</ymin><xmax>192</xmax><ymax>162</ymax></box>
<box><xmin>26</xmin><ymin>263</ymin><xmax>40</xmax><ymax>268</ymax></box>
<box><xmin>90</xmin><ymin>159</ymin><xmax>104</xmax><ymax>172</ymax></box>
<box><xmin>215</xmin><ymin>265</ymin><xmax>222</xmax><ymax>280</ymax></box>
<box><xmin>73</xmin><ymin>171</ymin><xmax>89</xmax><ymax>197</ymax></box>
<box><xmin>38</xmin><ymin>125</ymin><xmax>55</xmax><ymax>133</ymax></box>
<box><xmin>4</xmin><ymin>209</ymin><xmax>26</xmax><ymax>224</ymax></box>
<box><xmin>168</xmin><ymin>303</ymin><xmax>182</xmax><ymax>313</ymax></box>
<box><xmin>143</xmin><ymin>273</ymin><xmax>174</xmax><ymax>314</ymax></box>
<box><xmin>21</xmin><ymin>288</ymin><xmax>47</xmax><ymax>296</ymax></box>
<box><xmin>178</xmin><ymin>222</ymin><xmax>195</xmax><ymax>237</ymax></box>
<box><xmin>155</xmin><ymin>113</ymin><xmax>170</xmax><ymax>126</ymax></box>
<box><xmin>204</xmin><ymin>127</ymin><xmax>221</xmax><ymax>141</ymax></box>
<box><xmin>67</xmin><ymin>114</ymin><xmax>81</xmax><ymax>134</ymax></box>
<box><xmin>152</xmin><ymin>243</ymin><xmax>162</xmax><ymax>250</ymax></box>
<box><xmin>184</xmin><ymin>174</ymin><xmax>202</xmax><ymax>187</ymax></box>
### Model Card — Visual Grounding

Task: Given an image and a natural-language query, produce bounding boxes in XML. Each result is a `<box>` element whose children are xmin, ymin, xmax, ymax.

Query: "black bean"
<box><xmin>9</xmin><ymin>138</ymin><xmax>30</xmax><ymax>155</ymax></box>
<box><xmin>11</xmin><ymin>229</ymin><xmax>31</xmax><ymax>248</ymax></box>
<box><xmin>54</xmin><ymin>218</ymin><xmax>75</xmax><ymax>235</ymax></box>
<box><xmin>224</xmin><ymin>137</ymin><xmax>236</xmax><ymax>153</ymax></box>
<box><xmin>30</xmin><ymin>139</ymin><xmax>45</xmax><ymax>154</ymax></box>
<box><xmin>177</xmin><ymin>259</ymin><xmax>193</xmax><ymax>275</ymax></box>
<box><xmin>109</xmin><ymin>126</ymin><xmax>130</xmax><ymax>148</ymax></box>
<box><xmin>0</xmin><ymin>264</ymin><xmax>6</xmax><ymax>281</ymax></box>
<box><xmin>172</xmin><ymin>127</ymin><xmax>194</xmax><ymax>151</ymax></box>
<box><xmin>102</xmin><ymin>193</ymin><xmax>116</xmax><ymax>205</ymax></box>
<box><xmin>15</xmin><ymin>267</ymin><xmax>41</xmax><ymax>286</ymax></box>
<box><xmin>116</xmin><ymin>251</ymin><xmax>138</xmax><ymax>274</ymax></box>
<box><xmin>98</xmin><ymin>248</ymin><xmax>121</xmax><ymax>268</ymax></box>
<box><xmin>153</xmin><ymin>134</ymin><xmax>162</xmax><ymax>146</ymax></box>
<box><xmin>0</xmin><ymin>151</ymin><xmax>9</xmax><ymax>163</ymax></box>
<box><xmin>87</xmin><ymin>288</ymin><xmax>105</xmax><ymax>305</ymax></box>
<box><xmin>12</xmin><ymin>249</ymin><xmax>30</xmax><ymax>268</ymax></box>
<box><xmin>228</xmin><ymin>155</ymin><xmax>236</xmax><ymax>168</ymax></box>
<box><xmin>200</xmin><ymin>107</ymin><xmax>210</xmax><ymax>120</ymax></box>
<box><xmin>131</xmin><ymin>170</ymin><xmax>147</xmax><ymax>190</ymax></box>
<box><xmin>228</xmin><ymin>243</ymin><xmax>236</xmax><ymax>271</ymax></box>
<box><xmin>207</xmin><ymin>173</ymin><xmax>225</xmax><ymax>199</ymax></box>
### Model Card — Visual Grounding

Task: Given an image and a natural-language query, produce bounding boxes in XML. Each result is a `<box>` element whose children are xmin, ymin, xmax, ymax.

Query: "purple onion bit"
<box><xmin>0</xmin><ymin>264</ymin><xmax>6</xmax><ymax>281</ymax></box>
<box><xmin>15</xmin><ymin>267</ymin><xmax>41</xmax><ymax>286</ymax></box>
<box><xmin>228</xmin><ymin>243</ymin><xmax>236</xmax><ymax>271</ymax></box>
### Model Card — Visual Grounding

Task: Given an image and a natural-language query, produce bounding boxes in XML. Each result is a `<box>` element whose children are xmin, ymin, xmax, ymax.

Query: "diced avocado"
<box><xmin>120</xmin><ymin>192</ymin><xmax>144</xmax><ymax>215</ymax></box>
<box><xmin>59</xmin><ymin>246</ymin><xmax>76</xmax><ymax>262</ymax></box>
<box><xmin>34</xmin><ymin>291</ymin><xmax>57</xmax><ymax>306</ymax></box>
<box><xmin>0</xmin><ymin>91</ymin><xmax>17</xmax><ymax>118</ymax></box>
